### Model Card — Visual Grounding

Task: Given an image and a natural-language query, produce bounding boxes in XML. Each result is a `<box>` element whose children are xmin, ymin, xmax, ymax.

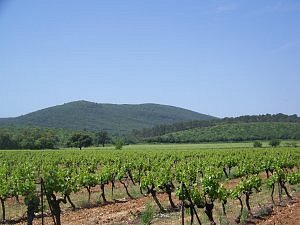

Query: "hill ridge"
<box><xmin>0</xmin><ymin>100</ymin><xmax>216</xmax><ymax>133</ymax></box>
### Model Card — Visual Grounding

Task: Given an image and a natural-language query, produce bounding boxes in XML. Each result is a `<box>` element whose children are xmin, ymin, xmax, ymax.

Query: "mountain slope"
<box><xmin>0</xmin><ymin>101</ymin><xmax>216</xmax><ymax>133</ymax></box>
<box><xmin>131</xmin><ymin>113</ymin><xmax>300</xmax><ymax>139</ymax></box>
<box><xmin>146</xmin><ymin>122</ymin><xmax>300</xmax><ymax>143</ymax></box>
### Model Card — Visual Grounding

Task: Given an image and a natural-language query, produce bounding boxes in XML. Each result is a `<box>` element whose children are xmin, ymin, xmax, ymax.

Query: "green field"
<box><xmin>61</xmin><ymin>140</ymin><xmax>300</xmax><ymax>151</ymax></box>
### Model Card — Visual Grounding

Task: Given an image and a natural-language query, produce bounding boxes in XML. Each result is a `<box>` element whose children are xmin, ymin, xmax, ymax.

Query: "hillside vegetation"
<box><xmin>1</xmin><ymin>107</ymin><xmax>299</xmax><ymax>149</ymax></box>
<box><xmin>0</xmin><ymin>100</ymin><xmax>215</xmax><ymax>133</ymax></box>
<box><xmin>133</xmin><ymin>113</ymin><xmax>299</xmax><ymax>138</ymax></box>
<box><xmin>145</xmin><ymin>122</ymin><xmax>300</xmax><ymax>143</ymax></box>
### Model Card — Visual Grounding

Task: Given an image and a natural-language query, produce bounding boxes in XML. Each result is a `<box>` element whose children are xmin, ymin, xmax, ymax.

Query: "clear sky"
<box><xmin>0</xmin><ymin>0</ymin><xmax>299</xmax><ymax>118</ymax></box>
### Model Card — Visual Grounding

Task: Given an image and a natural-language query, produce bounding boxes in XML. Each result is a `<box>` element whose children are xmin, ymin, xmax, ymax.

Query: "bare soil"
<box><xmin>256</xmin><ymin>198</ymin><xmax>300</xmax><ymax>225</ymax></box>
<box><xmin>11</xmin><ymin>194</ymin><xmax>300</xmax><ymax>225</ymax></box>
<box><xmin>8</xmin><ymin>175</ymin><xmax>300</xmax><ymax>225</ymax></box>
<box><xmin>14</xmin><ymin>193</ymin><xmax>178</xmax><ymax>225</ymax></box>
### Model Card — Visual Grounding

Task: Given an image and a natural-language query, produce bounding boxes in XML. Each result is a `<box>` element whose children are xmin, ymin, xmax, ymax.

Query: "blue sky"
<box><xmin>0</xmin><ymin>0</ymin><xmax>299</xmax><ymax>118</ymax></box>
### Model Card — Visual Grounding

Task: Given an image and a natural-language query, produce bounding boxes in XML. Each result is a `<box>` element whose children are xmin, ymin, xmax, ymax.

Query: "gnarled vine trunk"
<box><xmin>165</xmin><ymin>184</ymin><xmax>176</xmax><ymax>208</ymax></box>
<box><xmin>280</xmin><ymin>181</ymin><xmax>292</xmax><ymax>200</ymax></box>
<box><xmin>204</xmin><ymin>201</ymin><xmax>216</xmax><ymax>225</ymax></box>
<box><xmin>120</xmin><ymin>180</ymin><xmax>134</xmax><ymax>199</ymax></box>
<box><xmin>245</xmin><ymin>191</ymin><xmax>253</xmax><ymax>216</ymax></box>
<box><xmin>100</xmin><ymin>183</ymin><xmax>107</xmax><ymax>203</ymax></box>
<box><xmin>0</xmin><ymin>197</ymin><xmax>5</xmax><ymax>222</ymax></box>
<box><xmin>66</xmin><ymin>195</ymin><xmax>76</xmax><ymax>211</ymax></box>
<box><xmin>46</xmin><ymin>194</ymin><xmax>66</xmax><ymax>225</ymax></box>
<box><xmin>147</xmin><ymin>185</ymin><xmax>165</xmax><ymax>212</ymax></box>
<box><xmin>271</xmin><ymin>183</ymin><xmax>275</xmax><ymax>205</ymax></box>
<box><xmin>86</xmin><ymin>186</ymin><xmax>91</xmax><ymax>203</ymax></box>
<box><xmin>236</xmin><ymin>196</ymin><xmax>243</xmax><ymax>223</ymax></box>
<box><xmin>223</xmin><ymin>167</ymin><xmax>229</xmax><ymax>178</ymax></box>
<box><xmin>25</xmin><ymin>195</ymin><xmax>39</xmax><ymax>225</ymax></box>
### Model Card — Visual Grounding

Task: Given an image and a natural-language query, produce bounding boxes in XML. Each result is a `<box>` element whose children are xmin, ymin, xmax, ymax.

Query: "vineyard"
<box><xmin>0</xmin><ymin>144</ymin><xmax>300</xmax><ymax>224</ymax></box>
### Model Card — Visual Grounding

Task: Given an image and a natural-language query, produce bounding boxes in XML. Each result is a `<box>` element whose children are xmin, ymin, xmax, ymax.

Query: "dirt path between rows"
<box><xmin>14</xmin><ymin>194</ymin><xmax>300</xmax><ymax>225</ymax></box>
<box><xmin>15</xmin><ymin>193</ymin><xmax>177</xmax><ymax>225</ymax></box>
<box><xmin>12</xmin><ymin>173</ymin><xmax>299</xmax><ymax>225</ymax></box>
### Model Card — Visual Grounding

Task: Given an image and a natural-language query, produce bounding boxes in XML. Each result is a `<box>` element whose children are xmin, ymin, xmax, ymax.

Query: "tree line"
<box><xmin>0</xmin><ymin>127</ymin><xmax>111</xmax><ymax>150</ymax></box>
<box><xmin>1</xmin><ymin>113</ymin><xmax>298</xmax><ymax>149</ymax></box>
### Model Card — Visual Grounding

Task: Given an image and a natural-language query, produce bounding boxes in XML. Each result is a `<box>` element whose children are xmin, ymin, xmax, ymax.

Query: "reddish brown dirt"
<box><xmin>223</xmin><ymin>172</ymin><xmax>268</xmax><ymax>189</ymax></box>
<box><xmin>13</xmin><ymin>194</ymin><xmax>300</xmax><ymax>225</ymax></box>
<box><xmin>223</xmin><ymin>176</ymin><xmax>241</xmax><ymax>189</ymax></box>
<box><xmin>15</xmin><ymin>193</ymin><xmax>179</xmax><ymax>225</ymax></box>
<box><xmin>256</xmin><ymin>198</ymin><xmax>300</xmax><ymax>225</ymax></box>
<box><xmin>10</xmin><ymin>174</ymin><xmax>299</xmax><ymax>225</ymax></box>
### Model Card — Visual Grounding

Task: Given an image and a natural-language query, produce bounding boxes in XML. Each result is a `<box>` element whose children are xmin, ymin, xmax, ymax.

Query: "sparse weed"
<box><xmin>140</xmin><ymin>202</ymin><xmax>154</xmax><ymax>225</ymax></box>
<box><xmin>240</xmin><ymin>209</ymin><xmax>250</xmax><ymax>225</ymax></box>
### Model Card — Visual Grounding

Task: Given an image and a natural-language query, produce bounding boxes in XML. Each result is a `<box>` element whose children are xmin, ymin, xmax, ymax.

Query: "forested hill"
<box><xmin>0</xmin><ymin>100</ymin><xmax>216</xmax><ymax>133</ymax></box>
<box><xmin>132</xmin><ymin>113</ymin><xmax>300</xmax><ymax>138</ymax></box>
<box><xmin>145</xmin><ymin>122</ymin><xmax>300</xmax><ymax>143</ymax></box>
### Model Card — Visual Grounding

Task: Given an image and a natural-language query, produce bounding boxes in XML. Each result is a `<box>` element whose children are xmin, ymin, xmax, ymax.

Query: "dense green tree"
<box><xmin>95</xmin><ymin>131</ymin><xmax>110</xmax><ymax>147</ymax></box>
<box><xmin>34</xmin><ymin>135</ymin><xmax>59</xmax><ymax>149</ymax></box>
<box><xmin>68</xmin><ymin>133</ymin><xmax>92</xmax><ymax>150</ymax></box>
<box><xmin>0</xmin><ymin>133</ymin><xmax>16</xmax><ymax>149</ymax></box>
<box><xmin>16</xmin><ymin>129</ymin><xmax>59</xmax><ymax>149</ymax></box>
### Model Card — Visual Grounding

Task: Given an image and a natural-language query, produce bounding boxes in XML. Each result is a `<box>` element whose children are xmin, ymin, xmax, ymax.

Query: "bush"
<box><xmin>253</xmin><ymin>141</ymin><xmax>262</xmax><ymax>148</ymax></box>
<box><xmin>114</xmin><ymin>138</ymin><xmax>124</xmax><ymax>150</ymax></box>
<box><xmin>269</xmin><ymin>140</ymin><xmax>280</xmax><ymax>147</ymax></box>
<box><xmin>67</xmin><ymin>133</ymin><xmax>93</xmax><ymax>150</ymax></box>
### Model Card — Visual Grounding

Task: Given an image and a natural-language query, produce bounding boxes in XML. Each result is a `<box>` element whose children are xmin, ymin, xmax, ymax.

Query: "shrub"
<box><xmin>253</xmin><ymin>141</ymin><xmax>262</xmax><ymax>148</ymax></box>
<box><xmin>114</xmin><ymin>138</ymin><xmax>124</xmax><ymax>150</ymax></box>
<box><xmin>269</xmin><ymin>140</ymin><xmax>280</xmax><ymax>147</ymax></box>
